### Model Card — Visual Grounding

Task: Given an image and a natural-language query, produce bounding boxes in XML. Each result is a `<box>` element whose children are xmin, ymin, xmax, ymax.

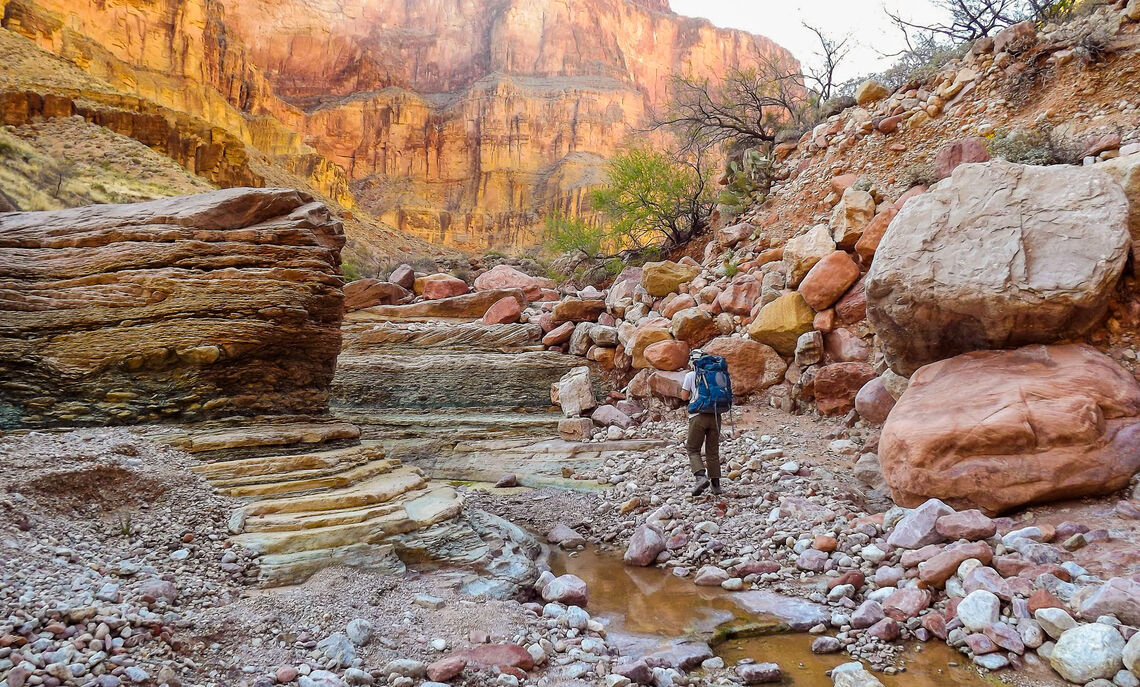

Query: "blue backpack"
<box><xmin>688</xmin><ymin>355</ymin><xmax>733</xmax><ymax>414</ymax></box>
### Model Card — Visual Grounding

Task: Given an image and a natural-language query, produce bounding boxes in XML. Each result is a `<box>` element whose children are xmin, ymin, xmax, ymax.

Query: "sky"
<box><xmin>669</xmin><ymin>0</ymin><xmax>951</xmax><ymax>84</ymax></box>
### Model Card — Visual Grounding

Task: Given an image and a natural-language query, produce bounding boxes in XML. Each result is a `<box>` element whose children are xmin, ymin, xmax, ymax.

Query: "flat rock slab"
<box><xmin>731</xmin><ymin>591</ymin><xmax>831</xmax><ymax>631</ymax></box>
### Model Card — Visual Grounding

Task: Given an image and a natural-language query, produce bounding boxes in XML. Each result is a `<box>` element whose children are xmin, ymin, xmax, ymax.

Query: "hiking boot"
<box><xmin>691</xmin><ymin>470</ymin><xmax>710</xmax><ymax>496</ymax></box>
<box><xmin>710</xmin><ymin>479</ymin><xmax>722</xmax><ymax>495</ymax></box>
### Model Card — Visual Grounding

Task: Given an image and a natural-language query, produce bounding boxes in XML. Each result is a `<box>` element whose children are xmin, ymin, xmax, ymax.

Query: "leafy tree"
<box><xmin>544</xmin><ymin>145</ymin><xmax>714</xmax><ymax>264</ymax></box>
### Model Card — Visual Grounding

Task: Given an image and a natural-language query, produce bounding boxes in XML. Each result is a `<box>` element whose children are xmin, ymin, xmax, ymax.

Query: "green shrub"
<box><xmin>341</xmin><ymin>258</ymin><xmax>364</xmax><ymax>281</ymax></box>
<box><xmin>986</xmin><ymin>124</ymin><xmax>1085</xmax><ymax>166</ymax></box>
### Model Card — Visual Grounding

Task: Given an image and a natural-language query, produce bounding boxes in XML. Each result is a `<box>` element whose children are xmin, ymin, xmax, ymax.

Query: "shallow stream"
<box><xmin>548</xmin><ymin>548</ymin><xmax>1000</xmax><ymax>687</ymax></box>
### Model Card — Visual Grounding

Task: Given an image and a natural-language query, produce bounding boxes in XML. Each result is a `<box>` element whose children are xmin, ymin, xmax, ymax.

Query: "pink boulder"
<box><xmin>934</xmin><ymin>137</ymin><xmax>991</xmax><ymax>180</ymax></box>
<box><xmin>644</xmin><ymin>340</ymin><xmax>690</xmax><ymax>371</ymax></box>
<box><xmin>855</xmin><ymin>377</ymin><xmax>896</xmax><ymax>424</ymax></box>
<box><xmin>473</xmin><ymin>264</ymin><xmax>555</xmax><ymax>300</ymax></box>
<box><xmin>813</xmin><ymin>362</ymin><xmax>876</xmax><ymax>416</ymax></box>
<box><xmin>482</xmin><ymin>296</ymin><xmax>522</xmax><ymax>324</ymax></box>
<box><xmin>422</xmin><ymin>275</ymin><xmax>469</xmax><ymax>300</ymax></box>
<box><xmin>798</xmin><ymin>251</ymin><xmax>861</xmax><ymax>311</ymax></box>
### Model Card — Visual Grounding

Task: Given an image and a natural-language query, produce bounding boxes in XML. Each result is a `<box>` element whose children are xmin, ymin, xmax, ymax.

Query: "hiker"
<box><xmin>681</xmin><ymin>349</ymin><xmax>733</xmax><ymax>496</ymax></box>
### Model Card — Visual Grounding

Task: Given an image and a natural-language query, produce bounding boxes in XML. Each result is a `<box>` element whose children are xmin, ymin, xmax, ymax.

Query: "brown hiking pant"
<box><xmin>686</xmin><ymin>413</ymin><xmax>721</xmax><ymax>480</ymax></box>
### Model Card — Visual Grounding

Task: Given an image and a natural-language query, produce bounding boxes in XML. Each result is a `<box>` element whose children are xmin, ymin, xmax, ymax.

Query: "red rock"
<box><xmin>736</xmin><ymin>561</ymin><xmax>781</xmax><ymax>576</ymax></box>
<box><xmin>834</xmin><ymin>279</ymin><xmax>866</xmax><ymax>323</ymax></box>
<box><xmin>884</xmin><ymin>587</ymin><xmax>931</xmax><ymax>620</ymax></box>
<box><xmin>388</xmin><ymin>264</ymin><xmax>416</xmax><ymax>289</ymax></box>
<box><xmin>422</xmin><ymin>274</ymin><xmax>470</xmax><ymax>300</ymax></box>
<box><xmin>963</xmin><ymin>566</ymin><xmax>1012</xmax><ymax>600</ymax></box>
<box><xmin>922</xmin><ymin>611</ymin><xmax>948</xmax><ymax>640</ymax></box>
<box><xmin>1028</xmin><ymin>589</ymin><xmax>1065</xmax><ymax>614</ymax></box>
<box><xmin>644</xmin><ymin>340</ymin><xmax>690</xmax><ymax>371</ymax></box>
<box><xmin>702</xmin><ymin>336</ymin><xmax>787</xmax><ymax>395</ymax></box>
<box><xmin>629</xmin><ymin>319</ymin><xmax>674</xmax><ymax>369</ymax></box>
<box><xmin>965</xmin><ymin>633</ymin><xmax>998</xmax><ymax>654</ymax></box>
<box><xmin>993</xmin><ymin>20</ymin><xmax>1037</xmax><ymax>53</ymax></box>
<box><xmin>473</xmin><ymin>264</ymin><xmax>554</xmax><ymax>301</ymax></box>
<box><xmin>935</xmin><ymin>510</ymin><xmax>996</xmax><ymax>541</ymax></box>
<box><xmin>827</xmin><ymin>570</ymin><xmax>865</xmax><ymax>590</ymax></box>
<box><xmin>663</xmin><ymin>294</ymin><xmax>697</xmax><ymax>319</ymax></box>
<box><xmin>343</xmin><ymin>279</ymin><xmax>408</xmax><ymax>311</ymax></box>
<box><xmin>984</xmin><ymin>622</ymin><xmax>1025</xmax><ymax>654</ymax></box>
<box><xmin>855</xmin><ymin>377</ymin><xmax>895</xmax><ymax>424</ymax></box>
<box><xmin>854</xmin><ymin>206</ymin><xmax>898</xmax><ymax>265</ymax></box>
<box><xmin>1082</xmin><ymin>132</ymin><xmax>1122</xmax><ymax>159</ymax></box>
<box><xmin>717</xmin><ymin>277</ymin><xmax>763</xmax><ymax>315</ymax></box>
<box><xmin>823</xmin><ymin>327</ymin><xmax>871</xmax><ymax>362</ymax></box>
<box><xmin>482</xmin><ymin>296</ymin><xmax>522</xmax><ymax>324</ymax></box>
<box><xmin>798</xmin><ymin>251</ymin><xmax>861</xmax><ymax>311</ymax></box>
<box><xmin>876</xmin><ymin>115</ymin><xmax>903</xmax><ymax>133</ymax></box>
<box><xmin>917</xmin><ymin>541</ymin><xmax>994</xmax><ymax>587</ymax></box>
<box><xmin>900</xmin><ymin>544</ymin><xmax>943</xmax><ymax>568</ymax></box>
<box><xmin>542</xmin><ymin>322</ymin><xmax>575</xmax><ymax>346</ymax></box>
<box><xmin>813</xmin><ymin>362</ymin><xmax>876</xmax><ymax>416</ymax></box>
<box><xmin>934</xmin><ymin>137</ymin><xmax>991</xmax><ymax>180</ymax></box>
<box><xmin>830</xmin><ymin>173</ymin><xmax>858</xmax><ymax>194</ymax></box>
<box><xmin>868</xmin><ymin>617</ymin><xmax>901</xmax><ymax>641</ymax></box>
<box><xmin>427</xmin><ymin>656</ymin><xmax>467</xmax><ymax>682</ymax></box>
<box><xmin>879</xmin><ymin>345</ymin><xmax>1140</xmax><ymax>514</ymax></box>
<box><xmin>648</xmin><ymin>370</ymin><xmax>687</xmax><ymax>400</ymax></box>
<box><xmin>813</xmin><ymin>309</ymin><xmax>836</xmax><ymax>332</ymax></box>
<box><xmin>993</xmin><ymin>555</ymin><xmax>1032</xmax><ymax>577</ymax></box>
<box><xmin>813</xmin><ymin>535</ymin><xmax>837</xmax><ymax>552</ymax></box>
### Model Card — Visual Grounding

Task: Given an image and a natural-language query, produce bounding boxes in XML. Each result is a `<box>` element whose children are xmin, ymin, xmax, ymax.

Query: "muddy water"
<box><xmin>549</xmin><ymin>548</ymin><xmax>999</xmax><ymax>687</ymax></box>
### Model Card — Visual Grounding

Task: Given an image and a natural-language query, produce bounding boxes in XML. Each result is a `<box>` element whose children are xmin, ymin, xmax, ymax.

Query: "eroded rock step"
<box><xmin>149</xmin><ymin>419</ymin><xmax>538</xmax><ymax>591</ymax></box>
<box><xmin>334</xmin><ymin>319</ymin><xmax>598</xmax><ymax>411</ymax></box>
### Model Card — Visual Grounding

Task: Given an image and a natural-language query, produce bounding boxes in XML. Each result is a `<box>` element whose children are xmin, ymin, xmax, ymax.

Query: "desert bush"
<box><xmin>341</xmin><ymin>258</ymin><xmax>364</xmax><ymax>281</ymax></box>
<box><xmin>899</xmin><ymin>162</ymin><xmax>941</xmax><ymax>188</ymax></box>
<box><xmin>986</xmin><ymin>123</ymin><xmax>1085</xmax><ymax>165</ymax></box>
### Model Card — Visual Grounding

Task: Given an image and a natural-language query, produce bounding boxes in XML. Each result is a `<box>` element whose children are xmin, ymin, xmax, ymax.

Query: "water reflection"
<box><xmin>548</xmin><ymin>548</ymin><xmax>1005</xmax><ymax>687</ymax></box>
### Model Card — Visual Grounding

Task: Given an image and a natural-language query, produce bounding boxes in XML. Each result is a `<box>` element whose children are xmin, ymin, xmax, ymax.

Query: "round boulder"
<box><xmin>866</xmin><ymin>160</ymin><xmax>1130</xmax><ymax>375</ymax></box>
<box><xmin>879</xmin><ymin>344</ymin><xmax>1140</xmax><ymax>514</ymax></box>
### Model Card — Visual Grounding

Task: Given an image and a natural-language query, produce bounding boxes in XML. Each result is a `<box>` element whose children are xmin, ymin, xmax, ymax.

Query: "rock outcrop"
<box><xmin>2</xmin><ymin>0</ymin><xmax>796</xmax><ymax>251</ymax></box>
<box><xmin>0</xmin><ymin>188</ymin><xmax>345</xmax><ymax>428</ymax></box>
<box><xmin>866</xmin><ymin>161</ymin><xmax>1131</xmax><ymax>375</ymax></box>
<box><xmin>879</xmin><ymin>345</ymin><xmax>1140</xmax><ymax>514</ymax></box>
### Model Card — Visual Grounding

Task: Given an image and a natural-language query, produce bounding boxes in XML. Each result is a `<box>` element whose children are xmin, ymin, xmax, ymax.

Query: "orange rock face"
<box><xmin>0</xmin><ymin>188</ymin><xmax>346</xmax><ymax>428</ymax></box>
<box><xmin>2</xmin><ymin>0</ymin><xmax>797</xmax><ymax>251</ymax></box>
<box><xmin>879</xmin><ymin>344</ymin><xmax>1140</xmax><ymax>515</ymax></box>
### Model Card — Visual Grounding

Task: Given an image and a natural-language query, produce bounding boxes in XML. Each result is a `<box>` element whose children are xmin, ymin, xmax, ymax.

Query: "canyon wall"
<box><xmin>1</xmin><ymin>0</ymin><xmax>796</xmax><ymax>251</ymax></box>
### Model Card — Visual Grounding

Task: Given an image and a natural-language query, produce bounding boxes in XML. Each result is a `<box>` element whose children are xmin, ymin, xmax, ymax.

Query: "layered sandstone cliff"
<box><xmin>1</xmin><ymin>0</ymin><xmax>795</xmax><ymax>251</ymax></box>
<box><xmin>0</xmin><ymin>188</ymin><xmax>346</xmax><ymax>428</ymax></box>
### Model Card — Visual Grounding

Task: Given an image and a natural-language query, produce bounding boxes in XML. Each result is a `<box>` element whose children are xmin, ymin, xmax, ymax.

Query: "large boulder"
<box><xmin>814</xmin><ymin>363</ymin><xmax>876</xmax><ymax>416</ymax></box>
<box><xmin>671</xmin><ymin>308</ymin><xmax>719</xmax><ymax>347</ymax></box>
<box><xmin>1097</xmin><ymin>152</ymin><xmax>1140</xmax><ymax>262</ymax></box>
<box><xmin>1050</xmin><ymin>623</ymin><xmax>1125</xmax><ymax>684</ymax></box>
<box><xmin>798</xmin><ymin>251</ymin><xmax>860</xmax><ymax>311</ymax></box>
<box><xmin>717</xmin><ymin>276</ymin><xmax>763</xmax><ymax>315</ymax></box>
<box><xmin>747</xmin><ymin>293</ymin><xmax>815</xmax><ymax>356</ymax></box>
<box><xmin>421</xmin><ymin>274</ymin><xmax>469</xmax><ymax>300</ymax></box>
<box><xmin>347</xmin><ymin>289</ymin><xmax>525</xmax><ymax>322</ymax></box>
<box><xmin>783</xmin><ymin>224</ymin><xmax>836</xmax><ymax>287</ymax></box>
<box><xmin>644</xmin><ymin>340</ymin><xmax>690</xmax><ymax>371</ymax></box>
<box><xmin>473</xmin><ymin>264</ymin><xmax>555</xmax><ymax>300</ymax></box>
<box><xmin>0</xmin><ymin>188</ymin><xmax>345</xmax><ymax>428</ymax></box>
<box><xmin>642</xmin><ymin>261</ymin><xmax>699</xmax><ymax>297</ymax></box>
<box><xmin>629</xmin><ymin>319</ymin><xmax>674</xmax><ymax>369</ymax></box>
<box><xmin>879</xmin><ymin>345</ymin><xmax>1140</xmax><ymax>514</ymax></box>
<box><xmin>855</xmin><ymin>80</ymin><xmax>890</xmax><ymax>106</ymax></box>
<box><xmin>866</xmin><ymin>161</ymin><xmax>1130</xmax><ymax>374</ymax></box>
<box><xmin>556</xmin><ymin>367</ymin><xmax>596</xmax><ymax>418</ymax></box>
<box><xmin>344</xmin><ymin>279</ymin><xmax>408</xmax><ymax>311</ymax></box>
<box><xmin>830</xmin><ymin>188</ymin><xmax>875</xmax><ymax>249</ymax></box>
<box><xmin>703</xmin><ymin>337</ymin><xmax>787</xmax><ymax>396</ymax></box>
<box><xmin>552</xmin><ymin>298</ymin><xmax>606</xmax><ymax>325</ymax></box>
